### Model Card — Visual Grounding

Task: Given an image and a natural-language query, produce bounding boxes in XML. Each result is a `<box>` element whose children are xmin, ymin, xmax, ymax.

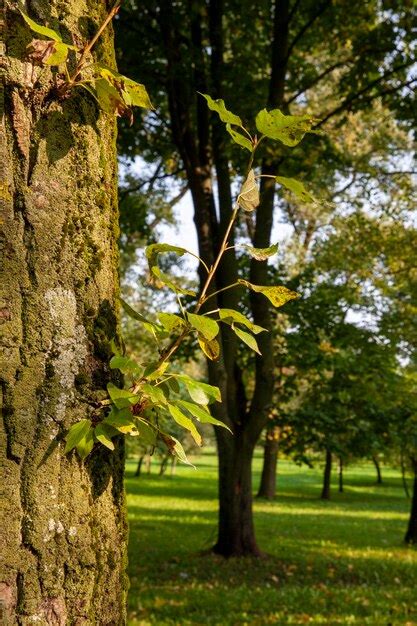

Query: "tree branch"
<box><xmin>286</xmin><ymin>0</ymin><xmax>332</xmax><ymax>61</ymax></box>
<box><xmin>317</xmin><ymin>62</ymin><xmax>416</xmax><ymax>127</ymax></box>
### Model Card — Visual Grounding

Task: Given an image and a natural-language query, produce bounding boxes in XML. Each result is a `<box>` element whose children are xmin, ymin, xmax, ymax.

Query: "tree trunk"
<box><xmin>213</xmin><ymin>431</ymin><xmax>261</xmax><ymax>557</ymax></box>
<box><xmin>401</xmin><ymin>452</ymin><xmax>410</xmax><ymax>498</ymax></box>
<box><xmin>135</xmin><ymin>456</ymin><xmax>144</xmax><ymax>478</ymax></box>
<box><xmin>170</xmin><ymin>457</ymin><xmax>177</xmax><ymax>476</ymax></box>
<box><xmin>321</xmin><ymin>449</ymin><xmax>332</xmax><ymax>500</ymax></box>
<box><xmin>372</xmin><ymin>455</ymin><xmax>382</xmax><ymax>484</ymax></box>
<box><xmin>159</xmin><ymin>455</ymin><xmax>169</xmax><ymax>476</ymax></box>
<box><xmin>338</xmin><ymin>456</ymin><xmax>344</xmax><ymax>493</ymax></box>
<box><xmin>405</xmin><ymin>458</ymin><xmax>417</xmax><ymax>544</ymax></box>
<box><xmin>1</xmin><ymin>4</ymin><xmax>127</xmax><ymax>623</ymax></box>
<box><xmin>257</xmin><ymin>426</ymin><xmax>280</xmax><ymax>499</ymax></box>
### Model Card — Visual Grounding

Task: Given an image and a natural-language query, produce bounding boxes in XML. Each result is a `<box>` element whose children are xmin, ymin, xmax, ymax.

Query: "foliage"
<box><xmin>19</xmin><ymin>4</ymin><xmax>152</xmax><ymax>121</ymax></box>
<box><xmin>63</xmin><ymin>97</ymin><xmax>324</xmax><ymax>462</ymax></box>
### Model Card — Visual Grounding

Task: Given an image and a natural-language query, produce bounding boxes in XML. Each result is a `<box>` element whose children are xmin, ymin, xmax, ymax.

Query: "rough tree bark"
<box><xmin>1</xmin><ymin>3</ymin><xmax>127</xmax><ymax>623</ymax></box>
<box><xmin>257</xmin><ymin>426</ymin><xmax>280</xmax><ymax>499</ymax></box>
<box><xmin>405</xmin><ymin>458</ymin><xmax>417</xmax><ymax>545</ymax></box>
<box><xmin>321</xmin><ymin>449</ymin><xmax>332</xmax><ymax>500</ymax></box>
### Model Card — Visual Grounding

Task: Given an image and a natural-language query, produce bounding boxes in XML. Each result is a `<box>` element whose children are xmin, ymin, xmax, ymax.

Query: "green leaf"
<box><xmin>76</xmin><ymin>428</ymin><xmax>94</xmax><ymax>460</ymax></box>
<box><xmin>168</xmin><ymin>404</ymin><xmax>202</xmax><ymax>446</ymax></box>
<box><xmin>136</xmin><ymin>418</ymin><xmax>157</xmax><ymax>446</ymax></box>
<box><xmin>151</xmin><ymin>266</ymin><xmax>195</xmax><ymax>296</ymax></box>
<box><xmin>97</xmin><ymin>65</ymin><xmax>153</xmax><ymax>109</ymax></box>
<box><xmin>20</xmin><ymin>10</ymin><xmax>63</xmax><ymax>41</ymax></box>
<box><xmin>45</xmin><ymin>41</ymin><xmax>71</xmax><ymax>65</ymax></box>
<box><xmin>158</xmin><ymin>312</ymin><xmax>186</xmax><ymax>333</ymax></box>
<box><xmin>141</xmin><ymin>383</ymin><xmax>168</xmax><ymax>406</ymax></box>
<box><xmin>143</xmin><ymin>360</ymin><xmax>169</xmax><ymax>381</ymax></box>
<box><xmin>176</xmin><ymin>375</ymin><xmax>221</xmax><ymax>405</ymax></box>
<box><xmin>199</xmin><ymin>93</ymin><xmax>242</xmax><ymax>126</ymax></box>
<box><xmin>276</xmin><ymin>176</ymin><xmax>318</xmax><ymax>204</ymax></box>
<box><xmin>198</xmin><ymin>336</ymin><xmax>220</xmax><ymax>361</ymax></box>
<box><xmin>95</xmin><ymin>77</ymin><xmax>129</xmax><ymax>117</ymax></box>
<box><xmin>187</xmin><ymin>313</ymin><xmax>219</xmax><ymax>341</ymax></box>
<box><xmin>64</xmin><ymin>419</ymin><xmax>91</xmax><ymax>454</ymax></box>
<box><xmin>145</xmin><ymin>243</ymin><xmax>188</xmax><ymax>270</ymax></box>
<box><xmin>238</xmin><ymin>170</ymin><xmax>259</xmax><ymax>211</ymax></box>
<box><xmin>160</xmin><ymin>433</ymin><xmax>195</xmax><ymax>466</ymax></box>
<box><xmin>239</xmin><ymin>243</ymin><xmax>278</xmax><ymax>261</ymax></box>
<box><xmin>255</xmin><ymin>108</ymin><xmax>318</xmax><ymax>146</ymax></box>
<box><xmin>166</xmin><ymin>377</ymin><xmax>180</xmax><ymax>394</ymax></box>
<box><xmin>94</xmin><ymin>423</ymin><xmax>116</xmax><ymax>451</ymax></box>
<box><xmin>107</xmin><ymin>382</ymin><xmax>139</xmax><ymax>409</ymax></box>
<box><xmin>226</xmin><ymin>124</ymin><xmax>253</xmax><ymax>151</ymax></box>
<box><xmin>109</xmin><ymin>355</ymin><xmax>142</xmax><ymax>377</ymax></box>
<box><xmin>176</xmin><ymin>400</ymin><xmax>232</xmax><ymax>432</ymax></box>
<box><xmin>218</xmin><ymin>308</ymin><xmax>266</xmax><ymax>334</ymax></box>
<box><xmin>238</xmin><ymin>279</ymin><xmax>299</xmax><ymax>308</ymax></box>
<box><xmin>103</xmin><ymin>406</ymin><xmax>137</xmax><ymax>434</ymax></box>
<box><xmin>119</xmin><ymin>298</ymin><xmax>149</xmax><ymax>324</ymax></box>
<box><xmin>232</xmin><ymin>324</ymin><xmax>261</xmax><ymax>355</ymax></box>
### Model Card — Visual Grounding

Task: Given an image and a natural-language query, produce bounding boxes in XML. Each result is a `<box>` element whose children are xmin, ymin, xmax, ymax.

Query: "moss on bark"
<box><xmin>1</xmin><ymin>2</ymin><xmax>127</xmax><ymax>623</ymax></box>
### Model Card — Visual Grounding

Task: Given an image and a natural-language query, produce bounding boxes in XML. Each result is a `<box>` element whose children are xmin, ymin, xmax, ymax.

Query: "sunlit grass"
<box><xmin>126</xmin><ymin>449</ymin><xmax>416</xmax><ymax>625</ymax></box>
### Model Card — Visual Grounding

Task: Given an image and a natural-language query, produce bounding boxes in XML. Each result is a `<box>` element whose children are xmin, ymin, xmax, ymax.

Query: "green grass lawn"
<box><xmin>125</xmin><ymin>448</ymin><xmax>416</xmax><ymax>625</ymax></box>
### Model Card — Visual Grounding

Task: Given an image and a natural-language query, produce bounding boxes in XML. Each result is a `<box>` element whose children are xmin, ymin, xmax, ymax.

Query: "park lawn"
<box><xmin>125</xmin><ymin>449</ymin><xmax>416</xmax><ymax>625</ymax></box>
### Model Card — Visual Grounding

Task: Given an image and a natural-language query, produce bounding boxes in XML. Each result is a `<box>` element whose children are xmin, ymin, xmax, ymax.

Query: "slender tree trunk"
<box><xmin>401</xmin><ymin>452</ymin><xmax>410</xmax><ymax>498</ymax></box>
<box><xmin>372</xmin><ymin>455</ymin><xmax>382</xmax><ymax>484</ymax></box>
<box><xmin>1</xmin><ymin>3</ymin><xmax>127</xmax><ymax>623</ymax></box>
<box><xmin>338</xmin><ymin>456</ymin><xmax>344</xmax><ymax>493</ymax></box>
<box><xmin>159</xmin><ymin>455</ymin><xmax>169</xmax><ymax>476</ymax></box>
<box><xmin>321</xmin><ymin>449</ymin><xmax>332</xmax><ymax>500</ymax></box>
<box><xmin>405</xmin><ymin>458</ymin><xmax>417</xmax><ymax>544</ymax></box>
<box><xmin>145</xmin><ymin>453</ymin><xmax>152</xmax><ymax>475</ymax></box>
<box><xmin>257</xmin><ymin>426</ymin><xmax>280</xmax><ymax>499</ymax></box>
<box><xmin>135</xmin><ymin>456</ymin><xmax>144</xmax><ymax>478</ymax></box>
<box><xmin>170</xmin><ymin>457</ymin><xmax>177</xmax><ymax>476</ymax></box>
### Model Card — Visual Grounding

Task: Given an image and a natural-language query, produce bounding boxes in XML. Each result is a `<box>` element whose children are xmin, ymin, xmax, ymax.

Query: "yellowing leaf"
<box><xmin>232</xmin><ymin>325</ymin><xmax>261</xmax><ymax>355</ymax></box>
<box><xmin>198</xmin><ymin>336</ymin><xmax>220</xmax><ymax>360</ymax></box>
<box><xmin>218</xmin><ymin>308</ymin><xmax>266</xmax><ymax>334</ymax></box>
<box><xmin>255</xmin><ymin>108</ymin><xmax>319</xmax><ymax>146</ymax></box>
<box><xmin>158</xmin><ymin>312</ymin><xmax>186</xmax><ymax>333</ymax></box>
<box><xmin>187</xmin><ymin>313</ymin><xmax>219</xmax><ymax>341</ymax></box>
<box><xmin>276</xmin><ymin>176</ymin><xmax>318</xmax><ymax>204</ymax></box>
<box><xmin>238</xmin><ymin>170</ymin><xmax>259</xmax><ymax>211</ymax></box>
<box><xmin>238</xmin><ymin>279</ymin><xmax>299</xmax><ymax>307</ymax></box>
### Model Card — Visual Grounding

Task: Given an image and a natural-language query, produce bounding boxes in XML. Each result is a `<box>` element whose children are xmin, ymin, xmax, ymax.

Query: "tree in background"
<box><xmin>1</xmin><ymin>3</ymin><xmax>129</xmax><ymax>622</ymax></box>
<box><xmin>115</xmin><ymin>0</ymin><xmax>416</xmax><ymax>555</ymax></box>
